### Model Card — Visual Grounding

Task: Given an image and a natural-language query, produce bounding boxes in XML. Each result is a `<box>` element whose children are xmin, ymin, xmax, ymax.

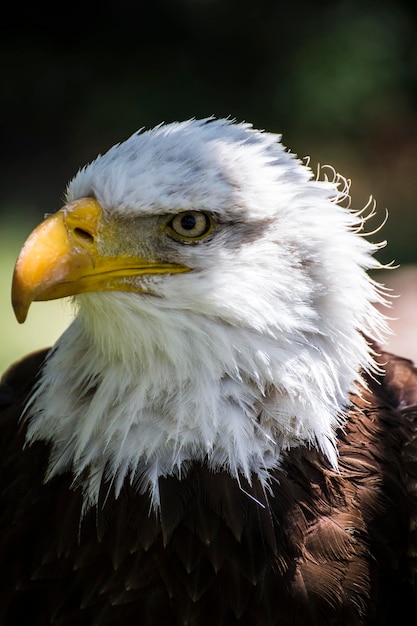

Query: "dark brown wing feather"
<box><xmin>0</xmin><ymin>345</ymin><xmax>416</xmax><ymax>625</ymax></box>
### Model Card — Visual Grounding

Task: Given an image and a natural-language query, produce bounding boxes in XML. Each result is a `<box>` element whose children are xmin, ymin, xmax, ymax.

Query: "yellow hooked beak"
<box><xmin>12</xmin><ymin>198</ymin><xmax>190</xmax><ymax>323</ymax></box>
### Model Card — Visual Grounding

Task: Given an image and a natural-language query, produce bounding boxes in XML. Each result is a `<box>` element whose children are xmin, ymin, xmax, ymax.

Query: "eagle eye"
<box><xmin>165</xmin><ymin>211</ymin><xmax>214</xmax><ymax>242</ymax></box>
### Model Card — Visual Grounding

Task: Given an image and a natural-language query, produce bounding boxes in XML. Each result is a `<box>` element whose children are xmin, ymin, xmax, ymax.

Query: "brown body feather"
<box><xmin>0</xmin><ymin>347</ymin><xmax>416</xmax><ymax>625</ymax></box>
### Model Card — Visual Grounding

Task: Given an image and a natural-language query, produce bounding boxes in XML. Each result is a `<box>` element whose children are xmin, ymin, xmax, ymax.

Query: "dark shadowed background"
<box><xmin>1</xmin><ymin>0</ymin><xmax>416</xmax><ymax>370</ymax></box>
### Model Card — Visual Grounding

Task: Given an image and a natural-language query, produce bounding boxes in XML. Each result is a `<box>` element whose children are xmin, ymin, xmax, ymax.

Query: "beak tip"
<box><xmin>11</xmin><ymin>289</ymin><xmax>29</xmax><ymax>324</ymax></box>
<box><xmin>12</xmin><ymin>304</ymin><xmax>29</xmax><ymax>324</ymax></box>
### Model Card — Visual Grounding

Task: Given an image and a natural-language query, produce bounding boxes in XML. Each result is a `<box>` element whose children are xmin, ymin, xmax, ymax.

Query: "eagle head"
<box><xmin>12</xmin><ymin>118</ymin><xmax>387</xmax><ymax>508</ymax></box>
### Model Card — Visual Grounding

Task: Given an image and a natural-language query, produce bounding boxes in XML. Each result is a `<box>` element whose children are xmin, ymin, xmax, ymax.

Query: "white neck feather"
<box><xmin>26</xmin><ymin>270</ymin><xmax>385</xmax><ymax>511</ymax></box>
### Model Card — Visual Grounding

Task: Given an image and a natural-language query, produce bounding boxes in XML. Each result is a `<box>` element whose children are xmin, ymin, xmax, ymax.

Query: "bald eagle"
<box><xmin>1</xmin><ymin>118</ymin><xmax>416</xmax><ymax>625</ymax></box>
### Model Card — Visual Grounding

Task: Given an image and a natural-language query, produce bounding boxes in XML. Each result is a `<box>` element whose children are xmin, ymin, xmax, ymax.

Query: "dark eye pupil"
<box><xmin>180</xmin><ymin>214</ymin><xmax>197</xmax><ymax>230</ymax></box>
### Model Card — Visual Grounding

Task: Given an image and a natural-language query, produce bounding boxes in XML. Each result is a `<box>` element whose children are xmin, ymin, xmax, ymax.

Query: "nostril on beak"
<box><xmin>62</xmin><ymin>197</ymin><xmax>102</xmax><ymax>247</ymax></box>
<box><xmin>73</xmin><ymin>227</ymin><xmax>95</xmax><ymax>245</ymax></box>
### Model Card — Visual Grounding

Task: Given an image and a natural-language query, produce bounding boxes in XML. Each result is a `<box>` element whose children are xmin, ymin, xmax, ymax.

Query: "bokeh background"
<box><xmin>1</xmin><ymin>0</ymin><xmax>417</xmax><ymax>373</ymax></box>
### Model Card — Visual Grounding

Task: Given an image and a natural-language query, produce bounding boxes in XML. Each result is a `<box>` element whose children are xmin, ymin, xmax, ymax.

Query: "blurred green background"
<box><xmin>1</xmin><ymin>0</ymin><xmax>417</xmax><ymax>373</ymax></box>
